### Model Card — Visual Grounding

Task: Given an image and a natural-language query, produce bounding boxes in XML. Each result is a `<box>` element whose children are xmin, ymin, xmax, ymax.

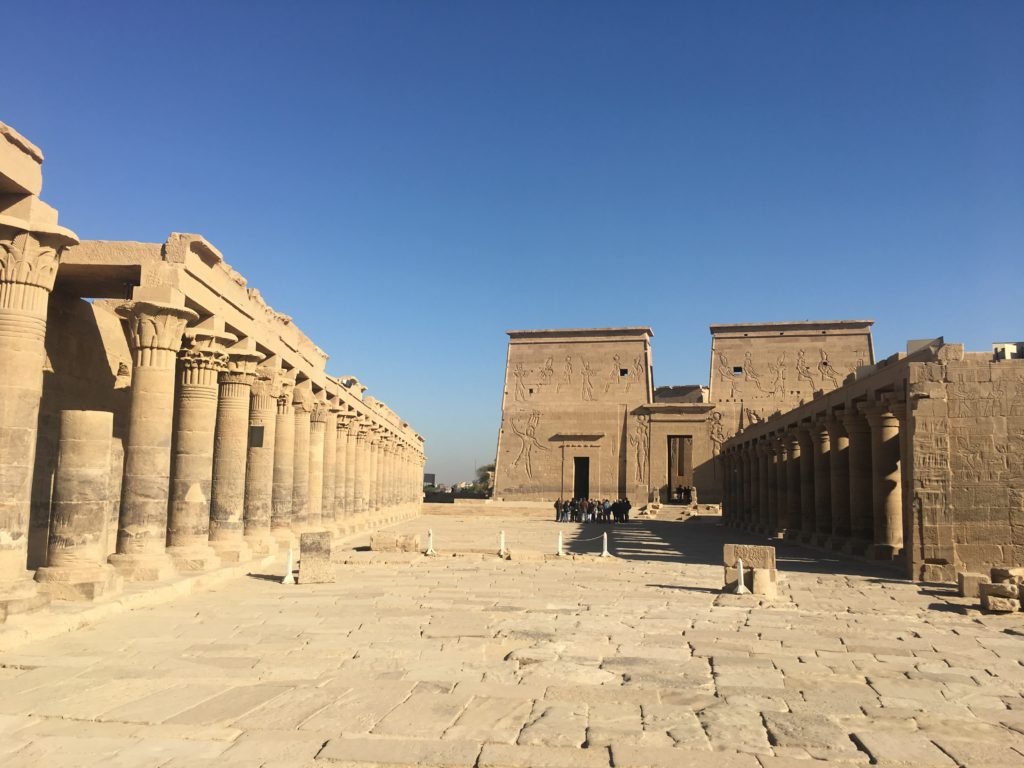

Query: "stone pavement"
<box><xmin>3</xmin><ymin>512</ymin><xmax>1024</xmax><ymax>767</ymax></box>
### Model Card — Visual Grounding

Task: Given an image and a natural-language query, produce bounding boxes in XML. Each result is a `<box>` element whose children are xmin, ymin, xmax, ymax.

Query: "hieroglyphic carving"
<box><xmin>509</xmin><ymin>411</ymin><xmax>547</xmax><ymax>479</ymax></box>
<box><xmin>540</xmin><ymin>357</ymin><xmax>554</xmax><ymax>385</ymax></box>
<box><xmin>766</xmin><ymin>352</ymin><xmax>787</xmax><ymax>396</ymax></box>
<box><xmin>742</xmin><ymin>351</ymin><xmax>763</xmax><ymax>392</ymax></box>
<box><xmin>745</xmin><ymin>407</ymin><xmax>765</xmax><ymax>425</ymax></box>
<box><xmin>557</xmin><ymin>355</ymin><xmax>573</xmax><ymax>392</ymax></box>
<box><xmin>512</xmin><ymin>362</ymin><xmax>528</xmax><ymax>402</ymax></box>
<box><xmin>628</xmin><ymin>415</ymin><xmax>650</xmax><ymax>481</ymax></box>
<box><xmin>708</xmin><ymin>411</ymin><xmax>726</xmax><ymax>456</ymax></box>
<box><xmin>716</xmin><ymin>352</ymin><xmax>735</xmax><ymax>398</ymax></box>
<box><xmin>796</xmin><ymin>349</ymin><xmax>816</xmax><ymax>388</ymax></box>
<box><xmin>818</xmin><ymin>349</ymin><xmax>841</xmax><ymax>388</ymax></box>
<box><xmin>581</xmin><ymin>360</ymin><xmax>596</xmax><ymax>401</ymax></box>
<box><xmin>604</xmin><ymin>355</ymin><xmax>621</xmax><ymax>393</ymax></box>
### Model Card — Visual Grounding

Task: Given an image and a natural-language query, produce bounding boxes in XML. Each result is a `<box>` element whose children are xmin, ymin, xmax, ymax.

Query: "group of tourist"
<box><xmin>554</xmin><ymin>497</ymin><xmax>632</xmax><ymax>523</ymax></box>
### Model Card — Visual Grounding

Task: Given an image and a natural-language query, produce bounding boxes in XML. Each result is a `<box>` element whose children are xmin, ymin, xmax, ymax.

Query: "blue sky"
<box><xmin>7</xmin><ymin>2</ymin><xmax>1022</xmax><ymax>483</ymax></box>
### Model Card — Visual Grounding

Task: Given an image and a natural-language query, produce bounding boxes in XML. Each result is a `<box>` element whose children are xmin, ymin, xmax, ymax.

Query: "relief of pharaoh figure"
<box><xmin>512</xmin><ymin>362</ymin><xmax>528</xmax><ymax>402</ymax></box>
<box><xmin>796</xmin><ymin>349</ymin><xmax>816</xmax><ymax>388</ymax></box>
<box><xmin>817</xmin><ymin>349</ymin><xmax>841</xmax><ymax>388</ymax></box>
<box><xmin>628</xmin><ymin>417</ymin><xmax>649</xmax><ymax>481</ymax></box>
<box><xmin>509</xmin><ymin>411</ymin><xmax>547</xmax><ymax>479</ymax></box>
<box><xmin>581</xmin><ymin>360</ymin><xmax>596</xmax><ymax>401</ymax></box>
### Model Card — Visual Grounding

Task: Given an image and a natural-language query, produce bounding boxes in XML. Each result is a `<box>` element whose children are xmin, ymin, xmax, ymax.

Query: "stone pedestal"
<box><xmin>209</xmin><ymin>341</ymin><xmax>261</xmax><ymax>564</ymax></box>
<box><xmin>271</xmin><ymin>375</ymin><xmax>296</xmax><ymax>545</ymax></box>
<box><xmin>298</xmin><ymin>531</ymin><xmax>334</xmax><ymax>584</ymax></box>
<box><xmin>291</xmin><ymin>382</ymin><xmax>313</xmax><ymax>530</ymax></box>
<box><xmin>0</xmin><ymin>226</ymin><xmax>76</xmax><ymax>619</ymax></box>
<box><xmin>165</xmin><ymin>326</ymin><xmax>231</xmax><ymax>572</ymax></box>
<box><xmin>244</xmin><ymin>364</ymin><xmax>279</xmax><ymax>556</ymax></box>
<box><xmin>109</xmin><ymin>294</ymin><xmax>197</xmax><ymax>581</ymax></box>
<box><xmin>34</xmin><ymin>410</ymin><xmax>123</xmax><ymax>600</ymax></box>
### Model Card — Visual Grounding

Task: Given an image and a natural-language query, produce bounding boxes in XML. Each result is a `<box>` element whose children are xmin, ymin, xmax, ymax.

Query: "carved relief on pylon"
<box><xmin>509</xmin><ymin>411</ymin><xmax>547</xmax><ymax>479</ymax></box>
<box><xmin>629</xmin><ymin>415</ymin><xmax>650</xmax><ymax>482</ymax></box>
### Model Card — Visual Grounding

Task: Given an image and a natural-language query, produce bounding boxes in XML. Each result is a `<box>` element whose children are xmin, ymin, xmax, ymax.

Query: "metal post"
<box><xmin>499</xmin><ymin>530</ymin><xmax>506</xmax><ymax>557</ymax></box>
<box><xmin>282</xmin><ymin>545</ymin><xmax>295</xmax><ymax>585</ymax></box>
<box><xmin>425</xmin><ymin>528</ymin><xmax>436</xmax><ymax>556</ymax></box>
<box><xmin>557</xmin><ymin>530</ymin><xmax>564</xmax><ymax>557</ymax></box>
<box><xmin>734</xmin><ymin>557</ymin><xmax>751</xmax><ymax>594</ymax></box>
<box><xmin>601</xmin><ymin>532</ymin><xmax>609</xmax><ymax>558</ymax></box>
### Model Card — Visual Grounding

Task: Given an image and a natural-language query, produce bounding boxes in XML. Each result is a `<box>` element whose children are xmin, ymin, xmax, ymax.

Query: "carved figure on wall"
<box><xmin>767</xmin><ymin>352</ymin><xmax>787</xmax><ymax>396</ymax></box>
<box><xmin>632</xmin><ymin>354</ymin><xmax>644</xmax><ymax>380</ymax></box>
<box><xmin>540</xmin><ymin>357</ymin><xmax>554</xmax><ymax>385</ymax></box>
<box><xmin>605</xmin><ymin>355</ymin><xmax>621</xmax><ymax>393</ymax></box>
<box><xmin>1011</xmin><ymin>382</ymin><xmax>1024</xmax><ymax>417</ymax></box>
<box><xmin>512</xmin><ymin>362</ymin><xmax>528</xmax><ymax>402</ymax></box>
<box><xmin>708</xmin><ymin>411</ymin><xmax>726</xmax><ymax>456</ymax></box>
<box><xmin>581</xmin><ymin>360</ymin><xmax>596</xmax><ymax>401</ymax></box>
<box><xmin>557</xmin><ymin>355</ymin><xmax>574</xmax><ymax>392</ymax></box>
<box><xmin>796</xmin><ymin>349</ymin><xmax>816</xmax><ymax>388</ymax></box>
<box><xmin>745</xmin><ymin>407</ymin><xmax>765</xmax><ymax>425</ymax></box>
<box><xmin>509</xmin><ymin>411</ymin><xmax>547</xmax><ymax>479</ymax></box>
<box><xmin>628</xmin><ymin>416</ymin><xmax>650</xmax><ymax>482</ymax></box>
<box><xmin>818</xmin><ymin>349</ymin><xmax>841</xmax><ymax>388</ymax></box>
<box><xmin>716</xmin><ymin>352</ymin><xmax>735</xmax><ymax>397</ymax></box>
<box><xmin>743</xmin><ymin>351</ymin><xmax>765</xmax><ymax>392</ymax></box>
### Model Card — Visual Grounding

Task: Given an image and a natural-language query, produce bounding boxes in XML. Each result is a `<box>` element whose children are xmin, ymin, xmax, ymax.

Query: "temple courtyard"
<box><xmin>2</xmin><ymin>508</ymin><xmax>1024</xmax><ymax>768</ymax></box>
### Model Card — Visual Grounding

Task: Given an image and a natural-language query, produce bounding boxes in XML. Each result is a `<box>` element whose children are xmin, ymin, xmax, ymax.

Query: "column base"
<box><xmin>843</xmin><ymin>539</ymin><xmax>871</xmax><ymax>557</ymax></box>
<box><xmin>868</xmin><ymin>544</ymin><xmax>901</xmax><ymax>560</ymax></box>
<box><xmin>34</xmin><ymin>564</ymin><xmax>124</xmax><ymax>602</ymax></box>
<box><xmin>210</xmin><ymin>539</ymin><xmax>252</xmax><ymax>565</ymax></box>
<box><xmin>166</xmin><ymin>545</ymin><xmax>223</xmax><ymax>572</ymax></box>
<box><xmin>107</xmin><ymin>552</ymin><xmax>178</xmax><ymax>582</ymax></box>
<box><xmin>243</xmin><ymin>532</ymin><xmax>279</xmax><ymax>558</ymax></box>
<box><xmin>0</xmin><ymin>575</ymin><xmax>50</xmax><ymax>623</ymax></box>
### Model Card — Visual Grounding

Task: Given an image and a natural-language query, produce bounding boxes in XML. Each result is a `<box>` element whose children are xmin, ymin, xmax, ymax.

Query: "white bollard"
<box><xmin>557</xmin><ymin>530</ymin><xmax>564</xmax><ymax>557</ymax></box>
<box><xmin>734</xmin><ymin>557</ymin><xmax>751</xmax><ymax>595</ymax></box>
<box><xmin>601</xmin><ymin>532</ymin><xmax>610</xmax><ymax>558</ymax></box>
<box><xmin>498</xmin><ymin>530</ymin><xmax>507</xmax><ymax>557</ymax></box>
<box><xmin>282</xmin><ymin>545</ymin><xmax>295</xmax><ymax>585</ymax></box>
<box><xmin>425</xmin><ymin>528</ymin><xmax>436</xmax><ymax>556</ymax></box>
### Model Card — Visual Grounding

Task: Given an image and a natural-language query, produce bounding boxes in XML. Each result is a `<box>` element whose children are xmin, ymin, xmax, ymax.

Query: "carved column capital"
<box><xmin>0</xmin><ymin>225</ymin><xmax>77</xmax><ymax>317</ymax></box>
<box><xmin>310</xmin><ymin>400</ymin><xmax>329</xmax><ymax>426</ymax></box>
<box><xmin>276</xmin><ymin>373</ymin><xmax>297</xmax><ymax>414</ymax></box>
<box><xmin>117</xmin><ymin>300</ymin><xmax>199</xmax><ymax>369</ymax></box>
<box><xmin>221</xmin><ymin>343</ymin><xmax>264</xmax><ymax>387</ymax></box>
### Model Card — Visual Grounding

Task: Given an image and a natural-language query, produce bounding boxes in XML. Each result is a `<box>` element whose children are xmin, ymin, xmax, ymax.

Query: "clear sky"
<box><xmin>6</xmin><ymin>2</ymin><xmax>1022</xmax><ymax>484</ymax></box>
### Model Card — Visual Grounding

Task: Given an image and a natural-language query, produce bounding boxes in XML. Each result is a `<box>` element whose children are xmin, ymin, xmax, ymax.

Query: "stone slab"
<box><xmin>317</xmin><ymin>736</ymin><xmax>481</xmax><ymax>766</ymax></box>
<box><xmin>299</xmin><ymin>531</ymin><xmax>335</xmax><ymax>584</ymax></box>
<box><xmin>478</xmin><ymin>743</ymin><xmax>609</xmax><ymax>768</ymax></box>
<box><xmin>723</xmin><ymin>544</ymin><xmax>776</xmax><ymax>569</ymax></box>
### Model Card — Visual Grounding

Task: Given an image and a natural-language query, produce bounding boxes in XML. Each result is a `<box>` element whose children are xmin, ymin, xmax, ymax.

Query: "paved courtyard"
<box><xmin>3</xmin><ymin>511</ymin><xmax>1024</xmax><ymax>767</ymax></box>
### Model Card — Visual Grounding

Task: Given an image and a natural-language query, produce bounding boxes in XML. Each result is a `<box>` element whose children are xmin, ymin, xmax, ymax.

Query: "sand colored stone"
<box><xmin>297</xmin><ymin>531</ymin><xmax>334</xmax><ymax>584</ymax></box>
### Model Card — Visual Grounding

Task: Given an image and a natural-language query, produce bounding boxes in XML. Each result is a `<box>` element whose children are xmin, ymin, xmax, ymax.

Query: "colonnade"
<box><xmin>720</xmin><ymin>396</ymin><xmax>906</xmax><ymax>559</ymax></box>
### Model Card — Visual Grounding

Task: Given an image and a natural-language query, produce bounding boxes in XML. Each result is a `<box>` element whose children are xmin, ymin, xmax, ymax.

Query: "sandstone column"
<box><xmin>321</xmin><ymin>404</ymin><xmax>338</xmax><ymax>532</ymax></box>
<box><xmin>271</xmin><ymin>374</ymin><xmax>296</xmax><ymax>543</ymax></box>
<box><xmin>863</xmin><ymin>402</ymin><xmax>904</xmax><ymax>559</ymax></box>
<box><xmin>165</xmin><ymin>325</ymin><xmax>233</xmax><ymax>572</ymax></box>
<box><xmin>767</xmin><ymin>439</ymin><xmax>782</xmax><ymax>535</ymax></box>
<box><xmin>797</xmin><ymin>426</ymin><xmax>815</xmax><ymax>541</ymax></box>
<box><xmin>109</xmin><ymin>294</ymin><xmax>198</xmax><ymax>581</ymax></box>
<box><xmin>825</xmin><ymin>415</ymin><xmax>851</xmax><ymax>548</ymax></box>
<box><xmin>0</xmin><ymin>224</ymin><xmax>77</xmax><ymax>615</ymax></box>
<box><xmin>291</xmin><ymin>381</ymin><xmax>313</xmax><ymax>530</ymax></box>
<box><xmin>209</xmin><ymin>340</ymin><xmax>262</xmax><ymax>563</ymax></box>
<box><xmin>773</xmin><ymin>437</ymin><xmax>789</xmax><ymax>533</ymax></box>
<box><xmin>344</xmin><ymin>416</ymin><xmax>358</xmax><ymax>517</ymax></box>
<box><xmin>307</xmin><ymin>399</ymin><xmax>327</xmax><ymax>530</ymax></box>
<box><xmin>747</xmin><ymin>445</ymin><xmax>759</xmax><ymax>530</ymax></box>
<box><xmin>757</xmin><ymin>441</ymin><xmax>771</xmax><ymax>532</ymax></box>
<box><xmin>34</xmin><ymin>410</ymin><xmax>123</xmax><ymax>600</ymax></box>
<box><xmin>244</xmin><ymin>363</ymin><xmax>279</xmax><ymax>556</ymax></box>
<box><xmin>333</xmin><ymin>413</ymin><xmax>351</xmax><ymax>528</ymax></box>
<box><xmin>367</xmin><ymin>430</ymin><xmax>380</xmax><ymax>517</ymax></box>
<box><xmin>784</xmin><ymin>432</ymin><xmax>802</xmax><ymax>538</ymax></box>
<box><xmin>840</xmin><ymin>410</ymin><xmax>873</xmax><ymax>554</ymax></box>
<box><xmin>354</xmin><ymin>423</ymin><xmax>370</xmax><ymax>517</ymax></box>
<box><xmin>810</xmin><ymin>418</ymin><xmax>832</xmax><ymax>546</ymax></box>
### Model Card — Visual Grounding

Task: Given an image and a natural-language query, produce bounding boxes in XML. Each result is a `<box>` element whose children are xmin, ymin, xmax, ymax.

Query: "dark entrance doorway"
<box><xmin>573</xmin><ymin>456</ymin><xmax>590</xmax><ymax>499</ymax></box>
<box><xmin>667</xmin><ymin>435</ymin><xmax>693</xmax><ymax>503</ymax></box>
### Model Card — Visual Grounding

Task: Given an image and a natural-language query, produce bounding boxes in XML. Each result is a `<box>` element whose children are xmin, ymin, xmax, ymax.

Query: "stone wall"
<box><xmin>909</xmin><ymin>352</ymin><xmax>1024</xmax><ymax>581</ymax></box>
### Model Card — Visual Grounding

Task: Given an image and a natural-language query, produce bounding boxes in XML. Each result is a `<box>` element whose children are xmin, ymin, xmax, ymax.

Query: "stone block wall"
<box><xmin>909</xmin><ymin>354</ymin><xmax>1024</xmax><ymax>581</ymax></box>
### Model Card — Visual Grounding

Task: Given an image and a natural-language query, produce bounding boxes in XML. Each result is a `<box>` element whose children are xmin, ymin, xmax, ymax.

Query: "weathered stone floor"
<box><xmin>3</xmin><ymin>513</ymin><xmax>1024</xmax><ymax>767</ymax></box>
